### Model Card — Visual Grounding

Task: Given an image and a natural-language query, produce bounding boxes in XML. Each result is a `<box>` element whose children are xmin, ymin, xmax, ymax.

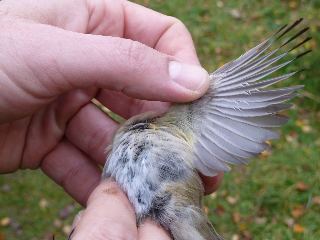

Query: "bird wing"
<box><xmin>193</xmin><ymin>19</ymin><xmax>311</xmax><ymax>176</ymax></box>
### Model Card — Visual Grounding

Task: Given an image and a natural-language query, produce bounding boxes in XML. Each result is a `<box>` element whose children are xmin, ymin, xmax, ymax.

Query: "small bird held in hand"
<box><xmin>103</xmin><ymin>19</ymin><xmax>311</xmax><ymax>240</ymax></box>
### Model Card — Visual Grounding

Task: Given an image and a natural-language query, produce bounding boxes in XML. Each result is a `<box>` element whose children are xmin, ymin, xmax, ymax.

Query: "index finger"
<box><xmin>122</xmin><ymin>1</ymin><xmax>200</xmax><ymax>64</ymax></box>
<box><xmin>87</xmin><ymin>0</ymin><xmax>200</xmax><ymax>65</ymax></box>
<box><xmin>4</xmin><ymin>0</ymin><xmax>200</xmax><ymax>64</ymax></box>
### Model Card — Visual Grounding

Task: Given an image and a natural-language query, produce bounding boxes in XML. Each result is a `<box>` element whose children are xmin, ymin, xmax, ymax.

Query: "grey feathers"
<box><xmin>102</xmin><ymin>19</ymin><xmax>310</xmax><ymax>240</ymax></box>
<box><xmin>192</xmin><ymin>19</ymin><xmax>311</xmax><ymax>176</ymax></box>
<box><xmin>103</xmin><ymin>114</ymin><xmax>223</xmax><ymax>239</ymax></box>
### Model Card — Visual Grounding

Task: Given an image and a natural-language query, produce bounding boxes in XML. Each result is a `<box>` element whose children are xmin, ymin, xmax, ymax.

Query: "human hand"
<box><xmin>0</xmin><ymin>0</ymin><xmax>222</xmax><ymax>237</ymax></box>
<box><xmin>68</xmin><ymin>180</ymin><xmax>175</xmax><ymax>239</ymax></box>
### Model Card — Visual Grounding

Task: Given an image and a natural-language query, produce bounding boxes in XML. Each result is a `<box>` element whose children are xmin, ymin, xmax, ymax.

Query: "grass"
<box><xmin>1</xmin><ymin>0</ymin><xmax>319</xmax><ymax>239</ymax></box>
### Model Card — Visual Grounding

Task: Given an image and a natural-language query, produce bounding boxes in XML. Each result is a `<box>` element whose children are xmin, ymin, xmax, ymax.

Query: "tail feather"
<box><xmin>148</xmin><ymin>172</ymin><xmax>223</xmax><ymax>240</ymax></box>
<box><xmin>156</xmin><ymin>201</ymin><xmax>222</xmax><ymax>240</ymax></box>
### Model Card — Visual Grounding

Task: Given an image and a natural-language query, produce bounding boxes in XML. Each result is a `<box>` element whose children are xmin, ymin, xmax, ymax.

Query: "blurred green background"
<box><xmin>1</xmin><ymin>0</ymin><xmax>319</xmax><ymax>239</ymax></box>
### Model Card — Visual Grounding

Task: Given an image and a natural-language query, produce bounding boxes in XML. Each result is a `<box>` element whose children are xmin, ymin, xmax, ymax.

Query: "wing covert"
<box><xmin>193</xmin><ymin>19</ymin><xmax>311</xmax><ymax>176</ymax></box>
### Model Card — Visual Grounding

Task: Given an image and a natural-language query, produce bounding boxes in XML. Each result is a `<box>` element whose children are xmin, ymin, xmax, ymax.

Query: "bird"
<box><xmin>102</xmin><ymin>19</ymin><xmax>311</xmax><ymax>240</ymax></box>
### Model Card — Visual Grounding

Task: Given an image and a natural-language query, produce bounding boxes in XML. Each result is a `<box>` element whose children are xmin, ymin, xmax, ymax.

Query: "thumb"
<box><xmin>69</xmin><ymin>180</ymin><xmax>171</xmax><ymax>240</ymax></box>
<box><xmin>0</xmin><ymin>18</ymin><xmax>209</xmax><ymax>121</ymax></box>
<box><xmin>70</xmin><ymin>180</ymin><xmax>138</xmax><ymax>239</ymax></box>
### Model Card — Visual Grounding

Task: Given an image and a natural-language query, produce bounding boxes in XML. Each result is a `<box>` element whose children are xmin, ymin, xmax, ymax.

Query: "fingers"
<box><xmin>71</xmin><ymin>180</ymin><xmax>138</xmax><ymax>240</ymax></box>
<box><xmin>70</xmin><ymin>181</ymin><xmax>172</xmax><ymax>240</ymax></box>
<box><xmin>41</xmin><ymin>140</ymin><xmax>101</xmax><ymax>205</ymax></box>
<box><xmin>121</xmin><ymin>1</ymin><xmax>199</xmax><ymax>65</ymax></box>
<box><xmin>20</xmin><ymin>88</ymin><xmax>97</xmax><ymax>170</ymax></box>
<box><xmin>2</xmin><ymin>0</ymin><xmax>200</xmax><ymax>65</ymax></box>
<box><xmin>0</xmin><ymin>19</ymin><xmax>209</xmax><ymax>122</ymax></box>
<box><xmin>66</xmin><ymin>103</ymin><xmax>119</xmax><ymax>165</ymax></box>
<box><xmin>0</xmin><ymin>0</ymin><xmax>209</xmax><ymax>123</ymax></box>
<box><xmin>96</xmin><ymin>89</ymin><xmax>170</xmax><ymax>119</ymax></box>
<box><xmin>138</xmin><ymin>220</ymin><xmax>172</xmax><ymax>240</ymax></box>
<box><xmin>64</xmin><ymin>100</ymin><xmax>223</xmax><ymax>197</ymax></box>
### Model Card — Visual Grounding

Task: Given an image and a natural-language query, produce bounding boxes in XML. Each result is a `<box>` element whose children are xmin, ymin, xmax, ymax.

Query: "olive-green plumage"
<box><xmin>103</xmin><ymin>107</ymin><xmax>222</xmax><ymax>239</ymax></box>
<box><xmin>103</xmin><ymin>19</ymin><xmax>309</xmax><ymax>239</ymax></box>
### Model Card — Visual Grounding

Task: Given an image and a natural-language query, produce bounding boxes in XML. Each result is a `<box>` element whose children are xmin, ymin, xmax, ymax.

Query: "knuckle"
<box><xmin>115</xmin><ymin>38</ymin><xmax>149</xmax><ymax>74</ymax></box>
<box><xmin>167</xmin><ymin>16</ymin><xmax>186</xmax><ymax>29</ymax></box>
<box><xmin>125</xmin><ymin>40</ymin><xmax>148</xmax><ymax>71</ymax></box>
<box><xmin>60</xmin><ymin>164</ymin><xmax>82</xmax><ymax>190</ymax></box>
<box><xmin>86</xmin><ymin>126</ymin><xmax>108</xmax><ymax>158</ymax></box>
<box><xmin>166</xmin><ymin>16</ymin><xmax>192</xmax><ymax>39</ymax></box>
<box><xmin>169</xmin><ymin>16</ymin><xmax>182</xmax><ymax>24</ymax></box>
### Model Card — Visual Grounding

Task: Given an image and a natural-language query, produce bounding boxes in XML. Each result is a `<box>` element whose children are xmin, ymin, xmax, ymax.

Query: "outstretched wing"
<box><xmin>193</xmin><ymin>19</ymin><xmax>311</xmax><ymax>176</ymax></box>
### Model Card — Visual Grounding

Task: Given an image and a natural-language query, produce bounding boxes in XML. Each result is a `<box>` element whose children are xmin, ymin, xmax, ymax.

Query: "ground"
<box><xmin>0</xmin><ymin>0</ymin><xmax>319</xmax><ymax>239</ymax></box>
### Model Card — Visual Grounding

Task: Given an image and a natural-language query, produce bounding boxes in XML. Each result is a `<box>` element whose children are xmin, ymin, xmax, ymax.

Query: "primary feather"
<box><xmin>191</xmin><ymin>18</ymin><xmax>311</xmax><ymax>176</ymax></box>
<box><xmin>103</xmin><ymin>19</ymin><xmax>310</xmax><ymax>239</ymax></box>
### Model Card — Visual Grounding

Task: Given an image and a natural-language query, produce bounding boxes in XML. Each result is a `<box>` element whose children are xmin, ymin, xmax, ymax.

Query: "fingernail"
<box><xmin>169</xmin><ymin>61</ymin><xmax>209</xmax><ymax>92</ymax></box>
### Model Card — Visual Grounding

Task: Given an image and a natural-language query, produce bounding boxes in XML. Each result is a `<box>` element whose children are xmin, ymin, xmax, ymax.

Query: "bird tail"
<box><xmin>148</xmin><ymin>173</ymin><xmax>223</xmax><ymax>240</ymax></box>
<box><xmin>171</xmin><ymin>208</ymin><xmax>222</xmax><ymax>240</ymax></box>
<box><xmin>155</xmin><ymin>197</ymin><xmax>222</xmax><ymax>240</ymax></box>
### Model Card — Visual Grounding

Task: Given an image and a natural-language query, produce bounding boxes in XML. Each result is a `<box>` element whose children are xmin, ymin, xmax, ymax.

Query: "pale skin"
<box><xmin>0</xmin><ymin>0</ymin><xmax>223</xmax><ymax>239</ymax></box>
